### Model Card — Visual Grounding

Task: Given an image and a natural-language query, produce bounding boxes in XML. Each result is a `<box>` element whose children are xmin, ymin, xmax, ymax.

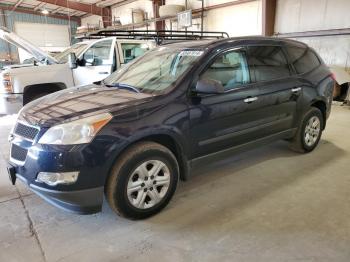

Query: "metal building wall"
<box><xmin>275</xmin><ymin>0</ymin><xmax>350</xmax><ymax>72</ymax></box>
<box><xmin>0</xmin><ymin>10</ymin><xmax>78</xmax><ymax>62</ymax></box>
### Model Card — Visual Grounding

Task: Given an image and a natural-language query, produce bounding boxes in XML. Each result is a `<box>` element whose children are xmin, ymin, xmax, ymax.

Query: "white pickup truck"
<box><xmin>0</xmin><ymin>27</ymin><xmax>155</xmax><ymax>114</ymax></box>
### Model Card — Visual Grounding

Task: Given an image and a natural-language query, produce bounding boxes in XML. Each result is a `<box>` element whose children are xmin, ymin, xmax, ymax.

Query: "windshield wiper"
<box><xmin>102</xmin><ymin>81</ymin><xmax>141</xmax><ymax>93</ymax></box>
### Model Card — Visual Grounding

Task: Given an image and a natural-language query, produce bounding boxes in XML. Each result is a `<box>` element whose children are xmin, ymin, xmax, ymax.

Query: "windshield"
<box><xmin>55</xmin><ymin>42</ymin><xmax>88</xmax><ymax>63</ymax></box>
<box><xmin>103</xmin><ymin>46</ymin><xmax>204</xmax><ymax>94</ymax></box>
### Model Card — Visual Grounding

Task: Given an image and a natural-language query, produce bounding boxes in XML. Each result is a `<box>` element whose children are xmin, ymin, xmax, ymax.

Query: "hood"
<box><xmin>0</xmin><ymin>26</ymin><xmax>58</xmax><ymax>64</ymax></box>
<box><xmin>18</xmin><ymin>84</ymin><xmax>153</xmax><ymax>127</ymax></box>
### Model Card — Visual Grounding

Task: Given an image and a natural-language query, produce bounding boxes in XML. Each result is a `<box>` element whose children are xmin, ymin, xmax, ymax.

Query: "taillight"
<box><xmin>2</xmin><ymin>73</ymin><xmax>13</xmax><ymax>93</ymax></box>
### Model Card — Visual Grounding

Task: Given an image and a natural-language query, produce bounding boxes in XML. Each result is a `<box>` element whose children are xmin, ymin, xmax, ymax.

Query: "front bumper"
<box><xmin>9</xmin><ymin>168</ymin><xmax>104</xmax><ymax>214</ymax></box>
<box><xmin>17</xmin><ymin>172</ymin><xmax>103</xmax><ymax>214</ymax></box>
<box><xmin>0</xmin><ymin>93</ymin><xmax>23</xmax><ymax>115</ymax></box>
<box><xmin>8</xmin><ymin>136</ymin><xmax>121</xmax><ymax>214</ymax></box>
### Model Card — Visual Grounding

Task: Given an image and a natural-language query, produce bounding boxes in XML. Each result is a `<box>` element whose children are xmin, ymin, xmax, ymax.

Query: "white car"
<box><xmin>0</xmin><ymin>27</ymin><xmax>155</xmax><ymax>114</ymax></box>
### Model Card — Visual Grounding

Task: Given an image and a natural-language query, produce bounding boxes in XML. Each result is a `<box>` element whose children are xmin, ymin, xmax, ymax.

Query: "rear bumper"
<box><xmin>0</xmin><ymin>93</ymin><xmax>22</xmax><ymax>115</ymax></box>
<box><xmin>16</xmin><ymin>173</ymin><xmax>103</xmax><ymax>214</ymax></box>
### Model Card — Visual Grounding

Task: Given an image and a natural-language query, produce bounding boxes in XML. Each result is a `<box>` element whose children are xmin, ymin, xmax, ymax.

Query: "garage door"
<box><xmin>14</xmin><ymin>22</ymin><xmax>70</xmax><ymax>61</ymax></box>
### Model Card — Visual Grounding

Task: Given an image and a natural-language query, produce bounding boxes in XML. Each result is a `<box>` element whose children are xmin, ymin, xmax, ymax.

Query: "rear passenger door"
<box><xmin>246</xmin><ymin>45</ymin><xmax>302</xmax><ymax>134</ymax></box>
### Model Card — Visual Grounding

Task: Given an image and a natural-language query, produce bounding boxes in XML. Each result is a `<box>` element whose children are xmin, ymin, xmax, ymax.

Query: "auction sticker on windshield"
<box><xmin>179</xmin><ymin>50</ymin><xmax>204</xmax><ymax>56</ymax></box>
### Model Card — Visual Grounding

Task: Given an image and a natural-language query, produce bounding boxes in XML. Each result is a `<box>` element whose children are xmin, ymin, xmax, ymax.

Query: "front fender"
<box><xmin>9</xmin><ymin>64</ymin><xmax>74</xmax><ymax>93</ymax></box>
<box><xmin>101</xmin><ymin>126</ymin><xmax>190</xmax><ymax>182</ymax></box>
<box><xmin>125</xmin><ymin>126</ymin><xmax>188</xmax><ymax>155</ymax></box>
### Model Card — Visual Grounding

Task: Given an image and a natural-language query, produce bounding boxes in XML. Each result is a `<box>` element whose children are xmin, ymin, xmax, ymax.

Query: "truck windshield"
<box><xmin>55</xmin><ymin>43</ymin><xmax>88</xmax><ymax>63</ymax></box>
<box><xmin>103</xmin><ymin>46</ymin><xmax>204</xmax><ymax>94</ymax></box>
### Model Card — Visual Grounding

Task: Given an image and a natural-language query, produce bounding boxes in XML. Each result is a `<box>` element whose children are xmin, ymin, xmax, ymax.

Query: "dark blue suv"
<box><xmin>7</xmin><ymin>37</ymin><xmax>334</xmax><ymax>219</ymax></box>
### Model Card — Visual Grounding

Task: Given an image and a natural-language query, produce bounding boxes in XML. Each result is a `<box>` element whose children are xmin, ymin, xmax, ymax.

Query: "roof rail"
<box><xmin>76</xmin><ymin>29</ymin><xmax>229</xmax><ymax>44</ymax></box>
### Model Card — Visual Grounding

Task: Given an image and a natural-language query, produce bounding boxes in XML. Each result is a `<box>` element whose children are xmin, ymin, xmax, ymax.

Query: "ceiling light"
<box><xmin>41</xmin><ymin>9</ymin><xmax>49</xmax><ymax>15</ymax></box>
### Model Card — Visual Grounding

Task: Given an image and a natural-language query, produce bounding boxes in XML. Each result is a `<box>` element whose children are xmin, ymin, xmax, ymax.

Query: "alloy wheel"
<box><xmin>304</xmin><ymin>116</ymin><xmax>321</xmax><ymax>147</ymax></box>
<box><xmin>127</xmin><ymin>160</ymin><xmax>171</xmax><ymax>209</ymax></box>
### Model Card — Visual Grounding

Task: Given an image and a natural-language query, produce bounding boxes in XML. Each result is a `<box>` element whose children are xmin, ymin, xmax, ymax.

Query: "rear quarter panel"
<box><xmin>299</xmin><ymin>64</ymin><xmax>334</xmax><ymax>123</ymax></box>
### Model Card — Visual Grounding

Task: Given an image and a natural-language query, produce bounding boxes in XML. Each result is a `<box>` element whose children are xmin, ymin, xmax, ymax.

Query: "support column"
<box><xmin>262</xmin><ymin>0</ymin><xmax>276</xmax><ymax>36</ymax></box>
<box><xmin>102</xmin><ymin>6</ymin><xmax>112</xmax><ymax>28</ymax></box>
<box><xmin>153</xmin><ymin>0</ymin><xmax>165</xmax><ymax>31</ymax></box>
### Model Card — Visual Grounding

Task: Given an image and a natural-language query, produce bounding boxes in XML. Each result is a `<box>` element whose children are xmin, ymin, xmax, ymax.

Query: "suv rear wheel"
<box><xmin>289</xmin><ymin>107</ymin><xmax>324</xmax><ymax>153</ymax></box>
<box><xmin>105</xmin><ymin>141</ymin><xmax>179</xmax><ymax>219</ymax></box>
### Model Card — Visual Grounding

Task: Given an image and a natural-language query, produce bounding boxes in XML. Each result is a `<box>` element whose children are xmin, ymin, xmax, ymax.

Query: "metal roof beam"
<box><xmin>51</xmin><ymin>7</ymin><xmax>62</xmax><ymax>14</ymax></box>
<box><xmin>0</xmin><ymin>4</ymin><xmax>81</xmax><ymax>24</ymax></box>
<box><xmin>34</xmin><ymin>2</ymin><xmax>46</xmax><ymax>11</ymax></box>
<box><xmin>12</xmin><ymin>0</ymin><xmax>24</xmax><ymax>11</ymax></box>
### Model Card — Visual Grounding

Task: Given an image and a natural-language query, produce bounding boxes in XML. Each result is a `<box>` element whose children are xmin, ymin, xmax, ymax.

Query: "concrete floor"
<box><xmin>0</xmin><ymin>105</ymin><xmax>350</xmax><ymax>262</ymax></box>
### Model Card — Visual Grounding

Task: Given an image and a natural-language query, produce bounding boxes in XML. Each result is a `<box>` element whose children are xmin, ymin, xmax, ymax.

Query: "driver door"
<box><xmin>73</xmin><ymin>38</ymin><xmax>115</xmax><ymax>86</ymax></box>
<box><xmin>189</xmin><ymin>48</ymin><xmax>262</xmax><ymax>159</ymax></box>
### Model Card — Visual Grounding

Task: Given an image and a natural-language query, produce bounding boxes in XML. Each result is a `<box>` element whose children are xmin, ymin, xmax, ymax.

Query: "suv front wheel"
<box><xmin>290</xmin><ymin>107</ymin><xmax>324</xmax><ymax>153</ymax></box>
<box><xmin>105</xmin><ymin>141</ymin><xmax>179</xmax><ymax>219</ymax></box>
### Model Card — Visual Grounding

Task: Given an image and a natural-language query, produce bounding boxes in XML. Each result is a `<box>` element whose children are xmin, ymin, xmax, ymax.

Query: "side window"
<box><xmin>121</xmin><ymin>43</ymin><xmax>150</xmax><ymax>64</ymax></box>
<box><xmin>247</xmin><ymin>46</ymin><xmax>291</xmax><ymax>82</ymax></box>
<box><xmin>200</xmin><ymin>50</ymin><xmax>250</xmax><ymax>90</ymax></box>
<box><xmin>83</xmin><ymin>39</ymin><xmax>113</xmax><ymax>66</ymax></box>
<box><xmin>285</xmin><ymin>46</ymin><xmax>321</xmax><ymax>74</ymax></box>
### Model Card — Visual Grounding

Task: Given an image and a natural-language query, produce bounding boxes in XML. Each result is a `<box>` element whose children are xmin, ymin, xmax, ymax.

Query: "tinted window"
<box><xmin>247</xmin><ymin>46</ymin><xmax>291</xmax><ymax>82</ymax></box>
<box><xmin>285</xmin><ymin>46</ymin><xmax>321</xmax><ymax>74</ymax></box>
<box><xmin>200</xmin><ymin>50</ymin><xmax>250</xmax><ymax>90</ymax></box>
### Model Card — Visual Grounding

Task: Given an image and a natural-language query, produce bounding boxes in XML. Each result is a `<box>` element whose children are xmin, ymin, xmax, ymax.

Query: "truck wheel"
<box><xmin>105</xmin><ymin>141</ymin><xmax>179</xmax><ymax>219</ymax></box>
<box><xmin>289</xmin><ymin>107</ymin><xmax>324</xmax><ymax>153</ymax></box>
<box><xmin>24</xmin><ymin>92</ymin><xmax>50</xmax><ymax>105</ymax></box>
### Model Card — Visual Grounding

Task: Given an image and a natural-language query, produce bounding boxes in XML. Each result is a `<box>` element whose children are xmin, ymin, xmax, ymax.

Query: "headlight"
<box><xmin>38</xmin><ymin>113</ymin><xmax>112</xmax><ymax>145</ymax></box>
<box><xmin>2</xmin><ymin>73</ymin><xmax>13</xmax><ymax>93</ymax></box>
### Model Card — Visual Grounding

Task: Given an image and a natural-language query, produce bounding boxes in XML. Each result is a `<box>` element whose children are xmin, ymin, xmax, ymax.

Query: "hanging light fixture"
<box><xmin>41</xmin><ymin>9</ymin><xmax>49</xmax><ymax>15</ymax></box>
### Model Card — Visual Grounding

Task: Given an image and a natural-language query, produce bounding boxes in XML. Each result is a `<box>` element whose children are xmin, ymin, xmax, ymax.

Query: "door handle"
<box><xmin>98</xmin><ymin>72</ymin><xmax>109</xmax><ymax>75</ymax></box>
<box><xmin>244</xmin><ymin>97</ymin><xmax>258</xmax><ymax>103</ymax></box>
<box><xmin>291</xmin><ymin>87</ymin><xmax>301</xmax><ymax>93</ymax></box>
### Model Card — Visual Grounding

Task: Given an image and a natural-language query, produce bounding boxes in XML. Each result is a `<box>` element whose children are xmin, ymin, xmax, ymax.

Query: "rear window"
<box><xmin>247</xmin><ymin>46</ymin><xmax>291</xmax><ymax>82</ymax></box>
<box><xmin>120</xmin><ymin>43</ymin><xmax>150</xmax><ymax>64</ymax></box>
<box><xmin>285</xmin><ymin>46</ymin><xmax>321</xmax><ymax>74</ymax></box>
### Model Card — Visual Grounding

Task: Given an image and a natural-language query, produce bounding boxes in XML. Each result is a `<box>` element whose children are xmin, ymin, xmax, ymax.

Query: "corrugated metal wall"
<box><xmin>107</xmin><ymin>0</ymin><xmax>262</xmax><ymax>37</ymax></box>
<box><xmin>0</xmin><ymin>10</ymin><xmax>78</xmax><ymax>62</ymax></box>
<box><xmin>275</xmin><ymin>0</ymin><xmax>350</xmax><ymax>72</ymax></box>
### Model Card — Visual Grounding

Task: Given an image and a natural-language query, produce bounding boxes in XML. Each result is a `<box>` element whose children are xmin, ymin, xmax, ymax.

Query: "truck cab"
<box><xmin>0</xmin><ymin>27</ymin><xmax>155</xmax><ymax>114</ymax></box>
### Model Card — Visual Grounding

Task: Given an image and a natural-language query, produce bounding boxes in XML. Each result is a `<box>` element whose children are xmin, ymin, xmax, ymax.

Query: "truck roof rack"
<box><xmin>76</xmin><ymin>29</ymin><xmax>229</xmax><ymax>44</ymax></box>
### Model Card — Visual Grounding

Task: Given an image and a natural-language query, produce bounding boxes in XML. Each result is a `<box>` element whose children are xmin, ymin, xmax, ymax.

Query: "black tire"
<box><xmin>24</xmin><ymin>92</ymin><xmax>50</xmax><ymax>105</ymax></box>
<box><xmin>289</xmin><ymin>107</ymin><xmax>324</xmax><ymax>153</ymax></box>
<box><xmin>105</xmin><ymin>141</ymin><xmax>179</xmax><ymax>219</ymax></box>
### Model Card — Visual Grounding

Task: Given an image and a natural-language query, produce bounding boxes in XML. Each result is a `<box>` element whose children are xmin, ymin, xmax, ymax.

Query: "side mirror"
<box><xmin>68</xmin><ymin>52</ymin><xmax>77</xmax><ymax>69</ymax></box>
<box><xmin>196</xmin><ymin>78</ymin><xmax>224</xmax><ymax>94</ymax></box>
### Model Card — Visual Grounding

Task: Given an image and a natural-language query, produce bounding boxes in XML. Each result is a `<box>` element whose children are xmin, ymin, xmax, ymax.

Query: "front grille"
<box><xmin>10</xmin><ymin>144</ymin><xmax>28</xmax><ymax>162</ymax></box>
<box><xmin>14</xmin><ymin>122</ymin><xmax>39</xmax><ymax>141</ymax></box>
